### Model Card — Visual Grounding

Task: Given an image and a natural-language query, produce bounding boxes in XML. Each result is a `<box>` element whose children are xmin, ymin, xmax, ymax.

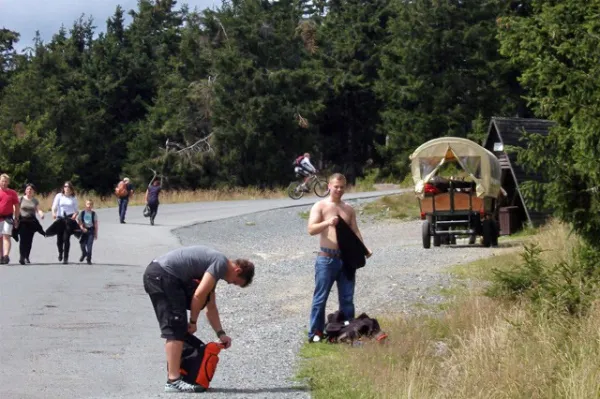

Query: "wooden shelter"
<box><xmin>483</xmin><ymin>117</ymin><xmax>555</xmax><ymax>228</ymax></box>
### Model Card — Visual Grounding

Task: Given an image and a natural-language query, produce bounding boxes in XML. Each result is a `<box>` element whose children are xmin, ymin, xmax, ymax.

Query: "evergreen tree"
<box><xmin>498</xmin><ymin>0</ymin><xmax>600</xmax><ymax>245</ymax></box>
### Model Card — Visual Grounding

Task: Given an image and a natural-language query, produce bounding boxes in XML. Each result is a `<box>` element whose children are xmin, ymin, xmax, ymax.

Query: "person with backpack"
<box><xmin>77</xmin><ymin>199</ymin><xmax>98</xmax><ymax>265</ymax></box>
<box><xmin>16</xmin><ymin>183</ymin><xmax>46</xmax><ymax>265</ymax></box>
<box><xmin>293</xmin><ymin>152</ymin><xmax>317</xmax><ymax>192</ymax></box>
<box><xmin>115</xmin><ymin>177</ymin><xmax>134</xmax><ymax>224</ymax></box>
<box><xmin>143</xmin><ymin>245</ymin><xmax>255</xmax><ymax>393</ymax></box>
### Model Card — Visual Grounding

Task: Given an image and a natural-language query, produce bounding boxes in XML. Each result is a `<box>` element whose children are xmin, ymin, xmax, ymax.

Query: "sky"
<box><xmin>0</xmin><ymin>0</ymin><xmax>215</xmax><ymax>52</ymax></box>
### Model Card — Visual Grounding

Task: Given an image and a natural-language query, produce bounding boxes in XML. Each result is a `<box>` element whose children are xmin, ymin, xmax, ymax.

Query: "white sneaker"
<box><xmin>164</xmin><ymin>378</ymin><xmax>205</xmax><ymax>393</ymax></box>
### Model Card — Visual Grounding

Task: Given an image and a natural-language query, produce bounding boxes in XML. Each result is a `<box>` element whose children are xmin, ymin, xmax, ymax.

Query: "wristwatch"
<box><xmin>189</xmin><ymin>319</ymin><xmax>197</xmax><ymax>324</ymax></box>
<box><xmin>216</xmin><ymin>329</ymin><xmax>226</xmax><ymax>338</ymax></box>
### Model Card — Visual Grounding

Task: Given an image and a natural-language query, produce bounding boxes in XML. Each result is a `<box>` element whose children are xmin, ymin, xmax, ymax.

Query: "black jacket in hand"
<box><xmin>335</xmin><ymin>215</ymin><xmax>368</xmax><ymax>280</ymax></box>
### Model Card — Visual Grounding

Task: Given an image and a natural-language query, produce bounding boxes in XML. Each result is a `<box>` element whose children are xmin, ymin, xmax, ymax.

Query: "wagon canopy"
<box><xmin>409</xmin><ymin>137</ymin><xmax>502</xmax><ymax>199</ymax></box>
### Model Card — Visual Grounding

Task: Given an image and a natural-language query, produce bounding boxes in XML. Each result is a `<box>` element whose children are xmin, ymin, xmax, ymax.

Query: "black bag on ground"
<box><xmin>180</xmin><ymin>334</ymin><xmax>223</xmax><ymax>390</ymax></box>
<box><xmin>325</xmin><ymin>311</ymin><xmax>387</xmax><ymax>344</ymax></box>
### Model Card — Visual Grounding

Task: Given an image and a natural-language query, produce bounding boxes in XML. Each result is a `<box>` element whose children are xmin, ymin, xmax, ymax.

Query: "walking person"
<box><xmin>0</xmin><ymin>174</ymin><xmax>20</xmax><ymax>264</ymax></box>
<box><xmin>306</xmin><ymin>173</ymin><xmax>372</xmax><ymax>342</ymax></box>
<box><xmin>77</xmin><ymin>199</ymin><xmax>98</xmax><ymax>265</ymax></box>
<box><xmin>17</xmin><ymin>183</ymin><xmax>45</xmax><ymax>265</ymax></box>
<box><xmin>144</xmin><ymin>176</ymin><xmax>162</xmax><ymax>226</ymax></box>
<box><xmin>143</xmin><ymin>245</ymin><xmax>255</xmax><ymax>392</ymax></box>
<box><xmin>48</xmin><ymin>181</ymin><xmax>79</xmax><ymax>264</ymax></box>
<box><xmin>115</xmin><ymin>177</ymin><xmax>134</xmax><ymax>224</ymax></box>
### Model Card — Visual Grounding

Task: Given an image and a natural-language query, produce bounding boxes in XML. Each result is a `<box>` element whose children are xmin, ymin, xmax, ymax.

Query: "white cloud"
<box><xmin>0</xmin><ymin>0</ymin><xmax>215</xmax><ymax>51</ymax></box>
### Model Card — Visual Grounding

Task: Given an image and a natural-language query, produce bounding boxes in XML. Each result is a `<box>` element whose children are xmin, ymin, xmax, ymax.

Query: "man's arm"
<box><xmin>144</xmin><ymin>189</ymin><xmax>149</xmax><ymax>203</ymax></box>
<box><xmin>13</xmin><ymin>196</ymin><xmax>20</xmax><ymax>227</ymax></box>
<box><xmin>301</xmin><ymin>158</ymin><xmax>317</xmax><ymax>173</ymax></box>
<box><xmin>308</xmin><ymin>202</ymin><xmax>337</xmax><ymax>236</ymax></box>
<box><xmin>205</xmin><ymin>291</ymin><xmax>231</xmax><ymax>348</ymax></box>
<box><xmin>189</xmin><ymin>273</ymin><xmax>217</xmax><ymax>324</ymax></box>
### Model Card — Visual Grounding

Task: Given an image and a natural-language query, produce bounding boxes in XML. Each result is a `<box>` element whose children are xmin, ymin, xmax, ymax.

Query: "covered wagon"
<box><xmin>409</xmin><ymin>137</ymin><xmax>502</xmax><ymax>248</ymax></box>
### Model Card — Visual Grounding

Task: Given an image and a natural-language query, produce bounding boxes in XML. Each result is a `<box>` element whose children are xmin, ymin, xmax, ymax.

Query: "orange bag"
<box><xmin>180</xmin><ymin>334</ymin><xmax>223</xmax><ymax>390</ymax></box>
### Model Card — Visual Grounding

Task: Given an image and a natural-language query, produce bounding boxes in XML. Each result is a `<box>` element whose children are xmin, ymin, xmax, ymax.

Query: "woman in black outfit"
<box><xmin>16</xmin><ymin>184</ymin><xmax>46</xmax><ymax>264</ymax></box>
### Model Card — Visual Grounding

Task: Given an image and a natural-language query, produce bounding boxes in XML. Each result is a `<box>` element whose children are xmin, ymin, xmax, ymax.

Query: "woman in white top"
<box><xmin>48</xmin><ymin>181</ymin><xmax>79</xmax><ymax>264</ymax></box>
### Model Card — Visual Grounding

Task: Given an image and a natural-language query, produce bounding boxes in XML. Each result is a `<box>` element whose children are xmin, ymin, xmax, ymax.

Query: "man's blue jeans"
<box><xmin>308</xmin><ymin>255</ymin><xmax>355</xmax><ymax>339</ymax></box>
<box><xmin>118</xmin><ymin>198</ymin><xmax>129</xmax><ymax>222</ymax></box>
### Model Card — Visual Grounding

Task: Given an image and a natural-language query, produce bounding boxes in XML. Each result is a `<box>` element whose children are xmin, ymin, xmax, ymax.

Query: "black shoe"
<box><xmin>150</xmin><ymin>219</ymin><xmax>154</xmax><ymax>226</ymax></box>
<box><xmin>63</xmin><ymin>257</ymin><xmax>68</xmax><ymax>265</ymax></box>
<box><xmin>0</xmin><ymin>256</ymin><xmax>6</xmax><ymax>264</ymax></box>
<box><xmin>87</xmin><ymin>259</ymin><xmax>92</xmax><ymax>265</ymax></box>
<box><xmin>2</xmin><ymin>256</ymin><xmax>9</xmax><ymax>265</ymax></box>
<box><xmin>19</xmin><ymin>257</ymin><xmax>25</xmax><ymax>265</ymax></box>
<box><xmin>25</xmin><ymin>258</ymin><xmax>30</xmax><ymax>264</ymax></box>
<box><xmin>58</xmin><ymin>253</ymin><xmax>63</xmax><ymax>262</ymax></box>
<box><xmin>79</xmin><ymin>254</ymin><xmax>86</xmax><ymax>262</ymax></box>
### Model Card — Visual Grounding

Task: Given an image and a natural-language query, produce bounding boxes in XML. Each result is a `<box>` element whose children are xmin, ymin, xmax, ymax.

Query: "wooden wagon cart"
<box><xmin>409</xmin><ymin>137</ymin><xmax>502</xmax><ymax>248</ymax></box>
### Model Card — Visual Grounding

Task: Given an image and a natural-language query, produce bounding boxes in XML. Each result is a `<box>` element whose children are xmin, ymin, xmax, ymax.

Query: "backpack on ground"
<box><xmin>180</xmin><ymin>334</ymin><xmax>223</xmax><ymax>390</ymax></box>
<box><xmin>292</xmin><ymin>155</ymin><xmax>304</xmax><ymax>167</ymax></box>
<box><xmin>115</xmin><ymin>181</ymin><xmax>128</xmax><ymax>198</ymax></box>
<box><xmin>324</xmin><ymin>311</ymin><xmax>388</xmax><ymax>344</ymax></box>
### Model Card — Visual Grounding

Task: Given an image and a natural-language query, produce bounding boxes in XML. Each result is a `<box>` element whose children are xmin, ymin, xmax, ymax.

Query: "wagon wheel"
<box><xmin>422</xmin><ymin>221</ymin><xmax>431</xmax><ymax>249</ymax></box>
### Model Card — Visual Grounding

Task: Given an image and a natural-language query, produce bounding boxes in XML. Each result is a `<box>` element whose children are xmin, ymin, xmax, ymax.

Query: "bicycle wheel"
<box><xmin>313</xmin><ymin>178</ymin><xmax>329</xmax><ymax>197</ymax></box>
<box><xmin>287</xmin><ymin>181</ymin><xmax>305</xmax><ymax>200</ymax></box>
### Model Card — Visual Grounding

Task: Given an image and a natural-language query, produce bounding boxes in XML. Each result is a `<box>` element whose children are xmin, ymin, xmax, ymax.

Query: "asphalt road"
<box><xmin>0</xmin><ymin>190</ymin><xmax>402</xmax><ymax>399</ymax></box>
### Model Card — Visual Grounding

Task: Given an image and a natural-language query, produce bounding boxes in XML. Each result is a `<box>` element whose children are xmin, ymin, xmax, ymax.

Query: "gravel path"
<box><xmin>173</xmin><ymin>198</ymin><xmax>508</xmax><ymax>398</ymax></box>
<box><xmin>0</xmin><ymin>191</ymin><xmax>509</xmax><ymax>399</ymax></box>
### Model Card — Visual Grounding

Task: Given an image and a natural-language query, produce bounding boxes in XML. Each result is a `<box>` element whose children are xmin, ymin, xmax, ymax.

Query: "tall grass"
<box><xmin>32</xmin><ymin>178</ymin><xmax>391</xmax><ymax>212</ymax></box>
<box><xmin>34</xmin><ymin>187</ymin><xmax>288</xmax><ymax>212</ymax></box>
<box><xmin>298</xmin><ymin>220</ymin><xmax>600</xmax><ymax>398</ymax></box>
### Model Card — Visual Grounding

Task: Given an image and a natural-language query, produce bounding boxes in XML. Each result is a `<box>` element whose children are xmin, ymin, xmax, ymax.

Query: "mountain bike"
<box><xmin>287</xmin><ymin>174</ymin><xmax>329</xmax><ymax>200</ymax></box>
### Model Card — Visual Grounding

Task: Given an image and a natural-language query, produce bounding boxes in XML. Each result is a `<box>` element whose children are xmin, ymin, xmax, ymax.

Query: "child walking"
<box><xmin>78</xmin><ymin>199</ymin><xmax>98</xmax><ymax>264</ymax></box>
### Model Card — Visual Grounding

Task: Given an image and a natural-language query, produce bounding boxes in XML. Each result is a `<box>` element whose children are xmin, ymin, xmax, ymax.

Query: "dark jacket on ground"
<box><xmin>324</xmin><ymin>310</ymin><xmax>383</xmax><ymax>343</ymax></box>
<box><xmin>335</xmin><ymin>215</ymin><xmax>369</xmax><ymax>280</ymax></box>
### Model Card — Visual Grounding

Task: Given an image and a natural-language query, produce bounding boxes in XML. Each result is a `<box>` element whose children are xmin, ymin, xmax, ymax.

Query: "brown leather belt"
<box><xmin>318</xmin><ymin>251</ymin><xmax>341</xmax><ymax>258</ymax></box>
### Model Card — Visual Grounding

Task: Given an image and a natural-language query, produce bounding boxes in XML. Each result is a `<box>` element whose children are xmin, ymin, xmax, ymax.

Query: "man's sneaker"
<box><xmin>164</xmin><ymin>378</ymin><xmax>205</xmax><ymax>393</ymax></box>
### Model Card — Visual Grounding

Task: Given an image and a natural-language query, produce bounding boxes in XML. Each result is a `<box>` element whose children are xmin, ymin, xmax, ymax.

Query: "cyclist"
<box><xmin>294</xmin><ymin>152</ymin><xmax>317</xmax><ymax>192</ymax></box>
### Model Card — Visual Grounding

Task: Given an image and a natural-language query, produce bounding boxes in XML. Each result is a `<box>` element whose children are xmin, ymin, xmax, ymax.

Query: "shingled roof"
<box><xmin>483</xmin><ymin>117</ymin><xmax>556</xmax><ymax>226</ymax></box>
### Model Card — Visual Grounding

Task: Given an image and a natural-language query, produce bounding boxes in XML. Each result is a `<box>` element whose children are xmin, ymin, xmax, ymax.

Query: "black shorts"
<box><xmin>143</xmin><ymin>262</ymin><xmax>188</xmax><ymax>341</ymax></box>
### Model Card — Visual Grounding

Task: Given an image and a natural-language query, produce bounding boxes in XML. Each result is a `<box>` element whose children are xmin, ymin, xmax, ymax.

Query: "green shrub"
<box><xmin>488</xmin><ymin>243</ymin><xmax>600</xmax><ymax>317</ymax></box>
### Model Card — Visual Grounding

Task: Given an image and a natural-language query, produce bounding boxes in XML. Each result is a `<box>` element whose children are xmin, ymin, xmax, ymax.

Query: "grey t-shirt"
<box><xmin>155</xmin><ymin>245</ymin><xmax>229</xmax><ymax>283</ymax></box>
<box><xmin>20</xmin><ymin>197</ymin><xmax>39</xmax><ymax>218</ymax></box>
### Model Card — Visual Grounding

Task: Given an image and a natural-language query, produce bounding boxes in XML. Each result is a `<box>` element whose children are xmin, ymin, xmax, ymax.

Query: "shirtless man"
<box><xmin>306</xmin><ymin>173</ymin><xmax>371</xmax><ymax>342</ymax></box>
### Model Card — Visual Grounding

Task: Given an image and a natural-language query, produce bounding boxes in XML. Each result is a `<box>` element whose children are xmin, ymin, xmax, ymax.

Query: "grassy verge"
<box><xmin>32</xmin><ymin>178</ymin><xmax>397</xmax><ymax>213</ymax></box>
<box><xmin>360</xmin><ymin>192</ymin><xmax>420</xmax><ymax>220</ymax></box>
<box><xmin>34</xmin><ymin>187</ymin><xmax>288</xmax><ymax>212</ymax></box>
<box><xmin>297</xmin><ymin>220</ymin><xmax>600</xmax><ymax>398</ymax></box>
